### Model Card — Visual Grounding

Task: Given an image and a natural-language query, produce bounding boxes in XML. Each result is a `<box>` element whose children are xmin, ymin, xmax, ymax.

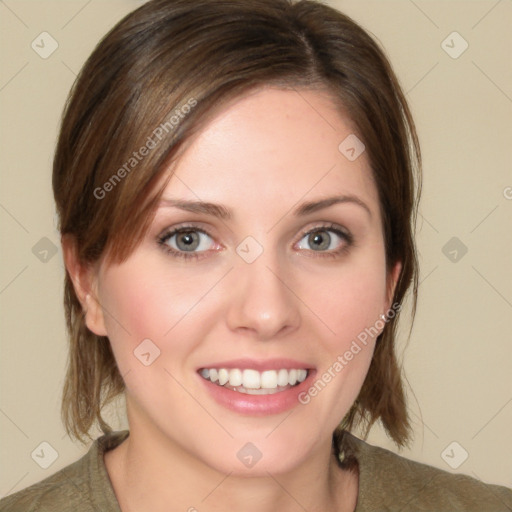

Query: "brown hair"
<box><xmin>54</xmin><ymin>0</ymin><xmax>421</xmax><ymax>447</ymax></box>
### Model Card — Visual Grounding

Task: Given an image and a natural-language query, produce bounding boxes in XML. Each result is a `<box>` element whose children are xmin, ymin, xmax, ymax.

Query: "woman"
<box><xmin>1</xmin><ymin>0</ymin><xmax>510</xmax><ymax>510</ymax></box>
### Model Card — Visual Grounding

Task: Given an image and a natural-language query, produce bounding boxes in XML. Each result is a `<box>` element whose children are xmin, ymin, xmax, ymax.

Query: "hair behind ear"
<box><xmin>60</xmin><ymin>238</ymin><xmax>125</xmax><ymax>442</ymax></box>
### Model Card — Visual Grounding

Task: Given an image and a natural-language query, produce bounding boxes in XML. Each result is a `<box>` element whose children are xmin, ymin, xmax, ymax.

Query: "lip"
<box><xmin>197</xmin><ymin>363</ymin><xmax>317</xmax><ymax>416</ymax></box>
<box><xmin>197</xmin><ymin>358</ymin><xmax>315</xmax><ymax>372</ymax></box>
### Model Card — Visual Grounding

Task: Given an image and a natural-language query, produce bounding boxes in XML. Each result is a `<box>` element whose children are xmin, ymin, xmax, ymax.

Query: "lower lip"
<box><xmin>198</xmin><ymin>371</ymin><xmax>316</xmax><ymax>415</ymax></box>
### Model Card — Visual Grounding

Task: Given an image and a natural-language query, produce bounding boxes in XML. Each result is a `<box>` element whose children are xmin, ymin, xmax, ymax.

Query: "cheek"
<box><xmin>97</xmin><ymin>262</ymin><xmax>208</xmax><ymax>371</ymax></box>
<box><xmin>308</xmin><ymin>253</ymin><xmax>388</xmax><ymax>352</ymax></box>
<box><xmin>298</xmin><ymin>261</ymin><xmax>386</xmax><ymax>425</ymax></box>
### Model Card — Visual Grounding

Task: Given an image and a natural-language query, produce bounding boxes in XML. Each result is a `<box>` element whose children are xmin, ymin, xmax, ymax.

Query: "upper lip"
<box><xmin>197</xmin><ymin>358</ymin><xmax>315</xmax><ymax>372</ymax></box>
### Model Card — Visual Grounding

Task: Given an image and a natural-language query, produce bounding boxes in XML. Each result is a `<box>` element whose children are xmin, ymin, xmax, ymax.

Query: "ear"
<box><xmin>384</xmin><ymin>260</ymin><xmax>402</xmax><ymax>313</ymax></box>
<box><xmin>61</xmin><ymin>234</ymin><xmax>108</xmax><ymax>337</ymax></box>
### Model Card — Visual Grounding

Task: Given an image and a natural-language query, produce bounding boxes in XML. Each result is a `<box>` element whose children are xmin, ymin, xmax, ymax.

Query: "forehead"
<box><xmin>159</xmin><ymin>87</ymin><xmax>379</xmax><ymax>223</ymax></box>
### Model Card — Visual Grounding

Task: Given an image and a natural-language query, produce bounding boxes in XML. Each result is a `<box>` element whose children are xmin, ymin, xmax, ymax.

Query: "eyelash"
<box><xmin>157</xmin><ymin>223</ymin><xmax>354</xmax><ymax>261</ymax></box>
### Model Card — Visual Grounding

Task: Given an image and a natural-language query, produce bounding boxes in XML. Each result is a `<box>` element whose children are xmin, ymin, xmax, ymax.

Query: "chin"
<box><xmin>198</xmin><ymin>432</ymin><xmax>317</xmax><ymax>477</ymax></box>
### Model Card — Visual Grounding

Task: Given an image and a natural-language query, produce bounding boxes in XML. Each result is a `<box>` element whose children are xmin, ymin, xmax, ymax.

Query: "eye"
<box><xmin>157</xmin><ymin>226</ymin><xmax>217</xmax><ymax>260</ymax></box>
<box><xmin>157</xmin><ymin>223</ymin><xmax>353</xmax><ymax>261</ymax></box>
<box><xmin>295</xmin><ymin>224</ymin><xmax>353</xmax><ymax>257</ymax></box>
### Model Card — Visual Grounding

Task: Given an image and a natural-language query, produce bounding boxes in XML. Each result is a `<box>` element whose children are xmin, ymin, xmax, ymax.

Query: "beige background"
<box><xmin>1</xmin><ymin>0</ymin><xmax>511</xmax><ymax>498</ymax></box>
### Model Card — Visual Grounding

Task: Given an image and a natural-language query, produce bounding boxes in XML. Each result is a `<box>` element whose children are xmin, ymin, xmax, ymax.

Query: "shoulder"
<box><xmin>0</xmin><ymin>431</ymin><xmax>128</xmax><ymax>512</ymax></box>
<box><xmin>340</xmin><ymin>431</ymin><xmax>512</xmax><ymax>512</ymax></box>
<box><xmin>0</xmin><ymin>455</ymin><xmax>93</xmax><ymax>512</ymax></box>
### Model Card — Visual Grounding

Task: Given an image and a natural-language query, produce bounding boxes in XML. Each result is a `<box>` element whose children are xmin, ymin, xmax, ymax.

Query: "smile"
<box><xmin>199</xmin><ymin>368</ymin><xmax>308</xmax><ymax>395</ymax></box>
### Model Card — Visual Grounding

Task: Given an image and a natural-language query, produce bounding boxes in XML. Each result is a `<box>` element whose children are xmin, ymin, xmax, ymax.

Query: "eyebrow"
<box><xmin>158</xmin><ymin>194</ymin><xmax>372</xmax><ymax>220</ymax></box>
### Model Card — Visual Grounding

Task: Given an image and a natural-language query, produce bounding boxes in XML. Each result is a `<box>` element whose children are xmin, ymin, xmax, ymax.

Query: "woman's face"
<box><xmin>84</xmin><ymin>87</ymin><xmax>400</xmax><ymax>475</ymax></box>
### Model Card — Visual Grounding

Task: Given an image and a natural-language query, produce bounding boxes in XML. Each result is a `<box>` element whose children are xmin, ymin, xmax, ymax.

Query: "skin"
<box><xmin>64</xmin><ymin>87</ymin><xmax>401</xmax><ymax>512</ymax></box>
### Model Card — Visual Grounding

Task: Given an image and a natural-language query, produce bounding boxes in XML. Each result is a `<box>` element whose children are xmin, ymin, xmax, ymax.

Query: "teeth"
<box><xmin>228</xmin><ymin>368</ymin><xmax>243</xmax><ymax>387</ymax></box>
<box><xmin>261</xmin><ymin>370</ymin><xmax>277</xmax><ymax>388</ymax></box>
<box><xmin>200</xmin><ymin>367</ymin><xmax>309</xmax><ymax>391</ymax></box>
<box><xmin>297</xmin><ymin>369</ymin><xmax>307</xmax><ymax>382</ymax></box>
<box><xmin>243</xmin><ymin>369</ymin><xmax>261</xmax><ymax>389</ymax></box>
<box><xmin>218</xmin><ymin>368</ymin><xmax>229</xmax><ymax>386</ymax></box>
<box><xmin>277</xmin><ymin>369</ymin><xmax>289</xmax><ymax>386</ymax></box>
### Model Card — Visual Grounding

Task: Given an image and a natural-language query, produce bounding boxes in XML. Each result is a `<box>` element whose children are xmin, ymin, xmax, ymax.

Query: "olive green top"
<box><xmin>1</xmin><ymin>430</ymin><xmax>511</xmax><ymax>511</ymax></box>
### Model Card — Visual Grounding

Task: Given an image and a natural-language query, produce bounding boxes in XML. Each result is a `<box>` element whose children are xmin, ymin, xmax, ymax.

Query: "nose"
<box><xmin>225</xmin><ymin>250</ymin><xmax>301</xmax><ymax>341</ymax></box>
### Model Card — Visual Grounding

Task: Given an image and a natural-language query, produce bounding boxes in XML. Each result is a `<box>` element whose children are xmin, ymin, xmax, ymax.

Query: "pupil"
<box><xmin>310</xmin><ymin>231</ymin><xmax>330</xmax><ymax>251</ymax></box>
<box><xmin>178</xmin><ymin>231</ymin><xmax>199</xmax><ymax>251</ymax></box>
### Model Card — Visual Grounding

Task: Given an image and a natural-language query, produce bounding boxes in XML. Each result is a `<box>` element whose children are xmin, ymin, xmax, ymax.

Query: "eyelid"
<box><xmin>157</xmin><ymin>221</ymin><xmax>350</xmax><ymax>243</ymax></box>
<box><xmin>295</xmin><ymin>221</ymin><xmax>351</xmax><ymax>242</ymax></box>
<box><xmin>157</xmin><ymin>220</ymin><xmax>212</xmax><ymax>237</ymax></box>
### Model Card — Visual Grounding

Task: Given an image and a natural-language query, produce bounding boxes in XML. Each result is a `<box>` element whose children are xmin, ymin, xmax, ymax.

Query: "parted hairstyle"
<box><xmin>53</xmin><ymin>0</ymin><xmax>421</xmax><ymax>448</ymax></box>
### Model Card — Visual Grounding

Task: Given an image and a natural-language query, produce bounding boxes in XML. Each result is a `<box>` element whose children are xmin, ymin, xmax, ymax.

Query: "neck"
<box><xmin>105</xmin><ymin>420</ymin><xmax>358</xmax><ymax>512</ymax></box>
